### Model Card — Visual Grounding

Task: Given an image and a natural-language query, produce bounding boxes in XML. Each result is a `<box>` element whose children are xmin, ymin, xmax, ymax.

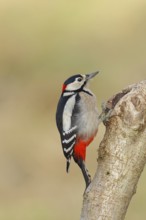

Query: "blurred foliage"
<box><xmin>0</xmin><ymin>0</ymin><xmax>146</xmax><ymax>219</ymax></box>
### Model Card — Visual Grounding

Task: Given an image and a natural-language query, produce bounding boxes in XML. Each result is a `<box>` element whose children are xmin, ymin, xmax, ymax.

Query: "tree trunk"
<box><xmin>81</xmin><ymin>80</ymin><xmax>146</xmax><ymax>220</ymax></box>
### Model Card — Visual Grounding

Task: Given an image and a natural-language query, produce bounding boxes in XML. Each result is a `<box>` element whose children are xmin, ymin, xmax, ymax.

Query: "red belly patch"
<box><xmin>74</xmin><ymin>136</ymin><xmax>95</xmax><ymax>161</ymax></box>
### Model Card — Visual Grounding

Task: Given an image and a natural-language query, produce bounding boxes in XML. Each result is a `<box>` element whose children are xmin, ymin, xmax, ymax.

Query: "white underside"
<box><xmin>62</xmin><ymin>90</ymin><xmax>99</xmax><ymax>141</ymax></box>
<box><xmin>76</xmin><ymin>91</ymin><xmax>99</xmax><ymax>140</ymax></box>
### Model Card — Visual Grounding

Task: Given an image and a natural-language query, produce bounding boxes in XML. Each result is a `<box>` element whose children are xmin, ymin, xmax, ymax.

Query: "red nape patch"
<box><xmin>74</xmin><ymin>137</ymin><xmax>94</xmax><ymax>161</ymax></box>
<box><xmin>62</xmin><ymin>84</ymin><xmax>67</xmax><ymax>92</ymax></box>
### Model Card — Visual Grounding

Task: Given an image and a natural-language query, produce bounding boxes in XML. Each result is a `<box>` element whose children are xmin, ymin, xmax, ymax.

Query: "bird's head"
<box><xmin>62</xmin><ymin>71</ymin><xmax>99</xmax><ymax>93</ymax></box>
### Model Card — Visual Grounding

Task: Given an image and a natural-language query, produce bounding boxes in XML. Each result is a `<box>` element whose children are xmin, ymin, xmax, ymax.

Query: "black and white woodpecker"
<box><xmin>56</xmin><ymin>71</ymin><xmax>99</xmax><ymax>188</ymax></box>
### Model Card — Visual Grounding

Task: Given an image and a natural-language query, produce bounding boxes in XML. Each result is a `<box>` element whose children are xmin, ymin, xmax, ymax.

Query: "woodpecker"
<box><xmin>56</xmin><ymin>71</ymin><xmax>99</xmax><ymax>188</ymax></box>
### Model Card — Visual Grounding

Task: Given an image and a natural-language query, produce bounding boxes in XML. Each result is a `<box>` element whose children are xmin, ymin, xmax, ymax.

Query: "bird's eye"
<box><xmin>77</xmin><ymin>77</ymin><xmax>82</xmax><ymax>82</ymax></box>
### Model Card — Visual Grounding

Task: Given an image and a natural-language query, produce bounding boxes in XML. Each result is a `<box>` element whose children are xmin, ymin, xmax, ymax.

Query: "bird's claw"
<box><xmin>98</xmin><ymin>100</ymin><xmax>114</xmax><ymax>125</ymax></box>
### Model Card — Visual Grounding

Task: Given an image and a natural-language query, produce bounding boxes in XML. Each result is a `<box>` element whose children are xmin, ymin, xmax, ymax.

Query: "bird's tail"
<box><xmin>66</xmin><ymin>158</ymin><xmax>71</xmax><ymax>173</ymax></box>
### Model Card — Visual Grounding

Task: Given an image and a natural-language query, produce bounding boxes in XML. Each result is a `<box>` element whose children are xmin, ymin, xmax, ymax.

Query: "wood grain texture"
<box><xmin>81</xmin><ymin>81</ymin><xmax>146</xmax><ymax>220</ymax></box>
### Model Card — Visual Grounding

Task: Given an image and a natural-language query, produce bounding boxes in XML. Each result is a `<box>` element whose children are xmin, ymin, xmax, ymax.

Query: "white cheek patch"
<box><xmin>62</xmin><ymin>94</ymin><xmax>76</xmax><ymax>131</ymax></box>
<box><xmin>65</xmin><ymin>75</ymin><xmax>86</xmax><ymax>91</ymax></box>
<box><xmin>66</xmin><ymin>82</ymin><xmax>81</xmax><ymax>91</ymax></box>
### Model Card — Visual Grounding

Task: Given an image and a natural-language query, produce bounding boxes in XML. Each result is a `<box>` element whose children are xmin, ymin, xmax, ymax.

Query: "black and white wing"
<box><xmin>56</xmin><ymin>94</ymin><xmax>79</xmax><ymax>172</ymax></box>
<box><xmin>62</xmin><ymin>125</ymin><xmax>77</xmax><ymax>172</ymax></box>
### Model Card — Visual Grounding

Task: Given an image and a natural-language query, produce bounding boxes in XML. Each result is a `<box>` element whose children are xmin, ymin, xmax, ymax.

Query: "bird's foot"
<box><xmin>98</xmin><ymin>100</ymin><xmax>114</xmax><ymax>125</ymax></box>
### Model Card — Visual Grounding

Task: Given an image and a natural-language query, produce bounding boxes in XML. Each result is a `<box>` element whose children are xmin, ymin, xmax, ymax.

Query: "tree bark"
<box><xmin>81</xmin><ymin>80</ymin><xmax>146</xmax><ymax>220</ymax></box>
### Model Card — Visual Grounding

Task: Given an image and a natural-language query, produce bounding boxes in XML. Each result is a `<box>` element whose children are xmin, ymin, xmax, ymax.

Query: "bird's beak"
<box><xmin>85</xmin><ymin>71</ymin><xmax>99</xmax><ymax>81</ymax></box>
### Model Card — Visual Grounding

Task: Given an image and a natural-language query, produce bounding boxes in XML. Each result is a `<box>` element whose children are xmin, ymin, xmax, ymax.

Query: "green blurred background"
<box><xmin>0</xmin><ymin>0</ymin><xmax>146</xmax><ymax>219</ymax></box>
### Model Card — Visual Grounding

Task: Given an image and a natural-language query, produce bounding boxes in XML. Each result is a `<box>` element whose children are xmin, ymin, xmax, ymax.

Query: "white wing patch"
<box><xmin>63</xmin><ymin>126</ymin><xmax>77</xmax><ymax>136</ymax></box>
<box><xmin>63</xmin><ymin>92</ymin><xmax>75</xmax><ymax>96</ymax></box>
<box><xmin>62</xmin><ymin>94</ymin><xmax>76</xmax><ymax>131</ymax></box>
